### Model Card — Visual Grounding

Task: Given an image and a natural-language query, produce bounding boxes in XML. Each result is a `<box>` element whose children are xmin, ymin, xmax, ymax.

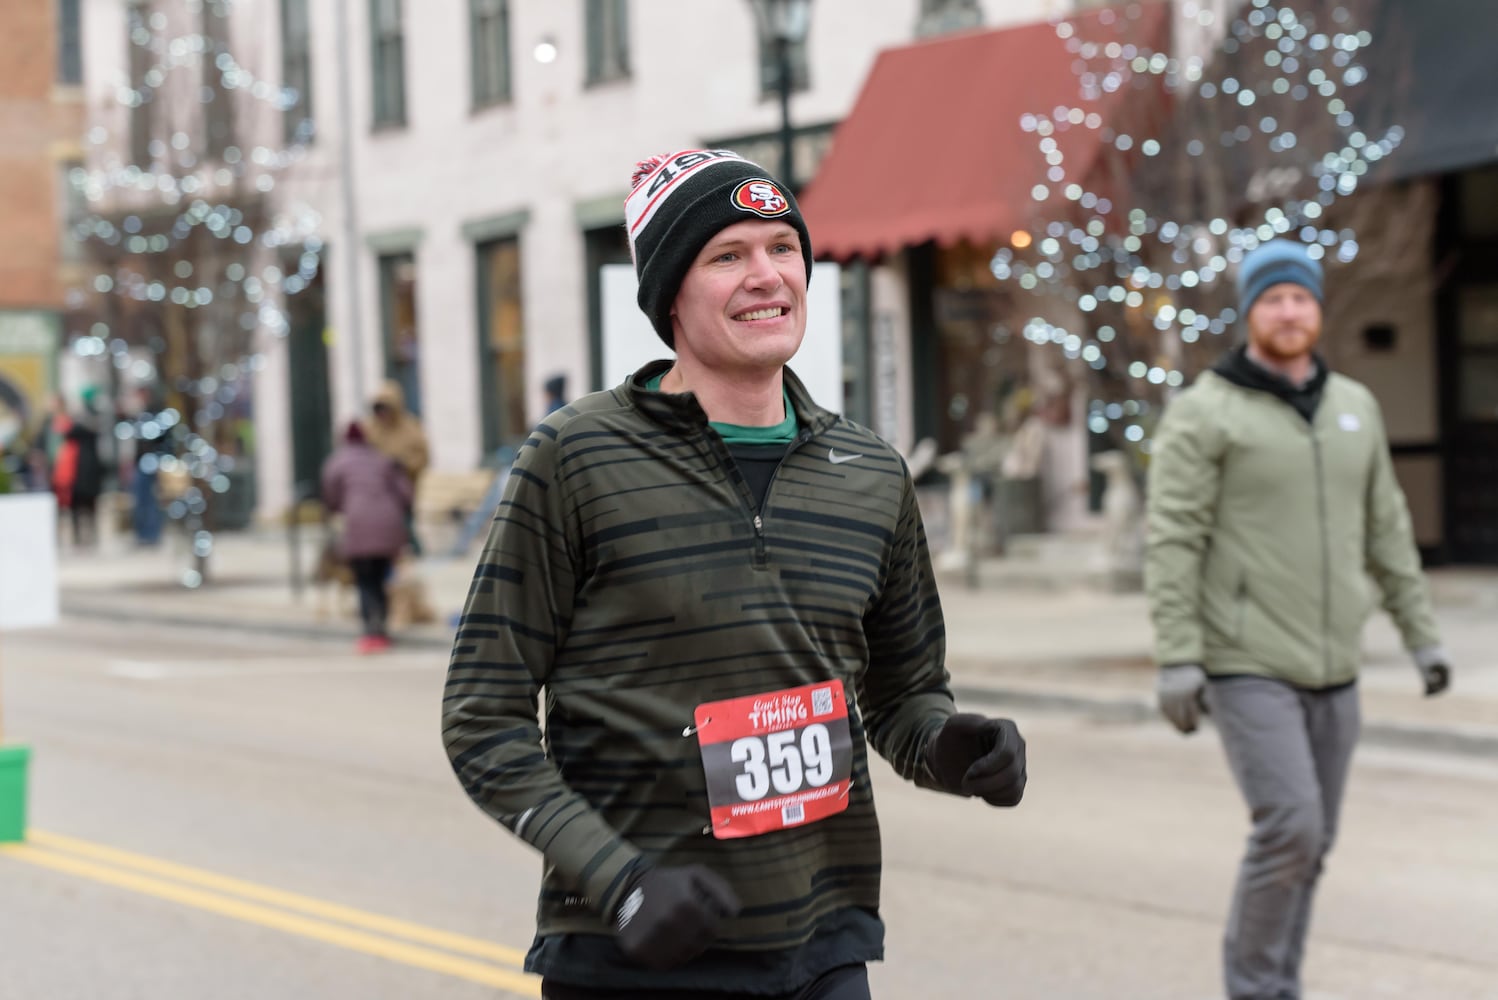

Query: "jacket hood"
<box><xmin>1211</xmin><ymin>345</ymin><xmax>1329</xmax><ymax>423</ymax></box>
<box><xmin>372</xmin><ymin>379</ymin><xmax>408</xmax><ymax>415</ymax></box>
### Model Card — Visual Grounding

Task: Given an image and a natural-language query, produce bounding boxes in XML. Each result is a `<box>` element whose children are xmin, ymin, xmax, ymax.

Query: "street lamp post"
<box><xmin>749</xmin><ymin>0</ymin><xmax>812</xmax><ymax>189</ymax></box>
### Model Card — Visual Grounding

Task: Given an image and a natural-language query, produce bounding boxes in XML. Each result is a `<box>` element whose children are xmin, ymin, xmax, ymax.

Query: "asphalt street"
<box><xmin>2</xmin><ymin>618</ymin><xmax>1495</xmax><ymax>999</ymax></box>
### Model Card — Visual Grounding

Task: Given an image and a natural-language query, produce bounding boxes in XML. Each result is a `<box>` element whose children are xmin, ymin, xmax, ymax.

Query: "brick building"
<box><xmin>0</xmin><ymin>0</ymin><xmax>85</xmax><ymax>456</ymax></box>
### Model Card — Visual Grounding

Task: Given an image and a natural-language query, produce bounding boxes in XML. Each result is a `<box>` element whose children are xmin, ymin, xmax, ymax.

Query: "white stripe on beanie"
<box><xmin>625</xmin><ymin>150</ymin><xmax>752</xmax><ymax>262</ymax></box>
<box><xmin>622</xmin><ymin>147</ymin><xmax>812</xmax><ymax>347</ymax></box>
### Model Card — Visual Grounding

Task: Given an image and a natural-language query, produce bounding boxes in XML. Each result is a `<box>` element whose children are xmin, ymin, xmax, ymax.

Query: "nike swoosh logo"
<box><xmin>828</xmin><ymin>448</ymin><xmax>862</xmax><ymax>465</ymax></box>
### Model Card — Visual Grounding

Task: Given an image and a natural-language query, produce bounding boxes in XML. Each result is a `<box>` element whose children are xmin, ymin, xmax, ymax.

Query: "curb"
<box><xmin>951</xmin><ymin>683</ymin><xmax>1158</xmax><ymax>724</ymax></box>
<box><xmin>61</xmin><ymin>598</ymin><xmax>1498</xmax><ymax>759</ymax></box>
<box><xmin>949</xmin><ymin>684</ymin><xmax>1498</xmax><ymax>759</ymax></box>
<box><xmin>59</xmin><ymin>598</ymin><xmax>457</xmax><ymax>651</ymax></box>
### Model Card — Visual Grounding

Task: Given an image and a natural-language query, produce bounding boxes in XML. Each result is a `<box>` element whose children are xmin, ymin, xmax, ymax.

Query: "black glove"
<box><xmin>613</xmin><ymin>864</ymin><xmax>741</xmax><ymax>970</ymax></box>
<box><xmin>1412</xmin><ymin>646</ymin><xmax>1452</xmax><ymax>697</ymax></box>
<box><xmin>926</xmin><ymin>713</ymin><xmax>1026</xmax><ymax>807</ymax></box>
<box><xmin>1157</xmin><ymin>664</ymin><xmax>1209</xmax><ymax>734</ymax></box>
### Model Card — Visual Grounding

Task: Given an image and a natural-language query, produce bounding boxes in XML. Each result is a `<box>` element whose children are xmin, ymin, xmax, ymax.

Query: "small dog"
<box><xmin>311</xmin><ymin>535</ymin><xmax>436</xmax><ymax>630</ymax></box>
<box><xmin>311</xmin><ymin>536</ymin><xmax>358</xmax><ymax>622</ymax></box>
<box><xmin>386</xmin><ymin>557</ymin><xmax>437</xmax><ymax>630</ymax></box>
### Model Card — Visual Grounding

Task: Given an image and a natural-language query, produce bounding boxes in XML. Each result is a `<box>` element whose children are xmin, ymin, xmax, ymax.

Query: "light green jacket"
<box><xmin>1145</xmin><ymin>370</ymin><xmax>1440</xmax><ymax>688</ymax></box>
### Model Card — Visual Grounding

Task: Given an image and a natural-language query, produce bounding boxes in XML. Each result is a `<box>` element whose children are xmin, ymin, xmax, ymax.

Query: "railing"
<box><xmin>285</xmin><ymin>480</ymin><xmax>326</xmax><ymax>602</ymax></box>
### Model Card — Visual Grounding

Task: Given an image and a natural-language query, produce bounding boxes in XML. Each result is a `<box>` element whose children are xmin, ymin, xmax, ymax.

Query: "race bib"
<box><xmin>693</xmin><ymin>680</ymin><xmax>854</xmax><ymax>840</ymax></box>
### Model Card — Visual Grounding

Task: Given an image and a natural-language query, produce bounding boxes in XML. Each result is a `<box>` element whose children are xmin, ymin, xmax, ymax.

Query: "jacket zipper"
<box><xmin>706</xmin><ymin>429</ymin><xmax>812</xmax><ymax>570</ymax></box>
<box><xmin>750</xmin><ymin>431</ymin><xmax>814</xmax><ymax>568</ymax></box>
<box><xmin>1311</xmin><ymin>431</ymin><xmax>1331</xmax><ymax>684</ymax></box>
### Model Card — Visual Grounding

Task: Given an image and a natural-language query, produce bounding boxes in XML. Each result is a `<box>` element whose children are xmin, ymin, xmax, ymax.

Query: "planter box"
<box><xmin>0</xmin><ymin>744</ymin><xmax>30</xmax><ymax>842</ymax></box>
<box><xmin>1</xmin><ymin>494</ymin><xmax>54</xmax><ymax>843</ymax></box>
<box><xmin>0</xmin><ymin>493</ymin><xmax>58</xmax><ymax>629</ymax></box>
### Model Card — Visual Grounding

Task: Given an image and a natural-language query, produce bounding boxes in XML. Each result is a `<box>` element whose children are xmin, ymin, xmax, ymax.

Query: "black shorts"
<box><xmin>541</xmin><ymin>963</ymin><xmax>872</xmax><ymax>1000</ymax></box>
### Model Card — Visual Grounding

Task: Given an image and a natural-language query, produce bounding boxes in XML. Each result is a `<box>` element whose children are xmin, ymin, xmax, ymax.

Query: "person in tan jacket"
<box><xmin>362</xmin><ymin>379</ymin><xmax>428</xmax><ymax>484</ymax></box>
<box><xmin>362</xmin><ymin>379</ymin><xmax>429</xmax><ymax>551</ymax></box>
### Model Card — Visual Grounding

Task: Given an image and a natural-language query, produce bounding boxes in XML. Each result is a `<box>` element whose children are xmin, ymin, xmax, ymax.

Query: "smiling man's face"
<box><xmin>669</xmin><ymin>218</ymin><xmax>808</xmax><ymax>378</ymax></box>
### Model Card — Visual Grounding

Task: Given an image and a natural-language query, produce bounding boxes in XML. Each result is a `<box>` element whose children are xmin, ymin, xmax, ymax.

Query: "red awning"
<box><xmin>799</xmin><ymin>4</ymin><xmax>1170</xmax><ymax>261</ymax></box>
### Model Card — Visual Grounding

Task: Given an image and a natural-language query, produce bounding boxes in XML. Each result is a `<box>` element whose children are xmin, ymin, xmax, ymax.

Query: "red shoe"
<box><xmin>371</xmin><ymin>635</ymin><xmax>392</xmax><ymax>651</ymax></box>
<box><xmin>355</xmin><ymin>635</ymin><xmax>385</xmax><ymax>654</ymax></box>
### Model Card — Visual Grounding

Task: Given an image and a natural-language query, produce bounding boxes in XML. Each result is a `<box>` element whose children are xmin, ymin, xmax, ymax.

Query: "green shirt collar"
<box><xmin>644</xmin><ymin>373</ymin><xmax>800</xmax><ymax>445</ymax></box>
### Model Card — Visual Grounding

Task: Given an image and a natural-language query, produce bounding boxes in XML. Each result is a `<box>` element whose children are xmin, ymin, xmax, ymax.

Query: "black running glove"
<box><xmin>1412</xmin><ymin>646</ymin><xmax>1452</xmax><ymax>697</ymax></box>
<box><xmin>613</xmin><ymin>864</ymin><xmax>742</xmax><ymax>970</ymax></box>
<box><xmin>925</xmin><ymin>713</ymin><xmax>1027</xmax><ymax>807</ymax></box>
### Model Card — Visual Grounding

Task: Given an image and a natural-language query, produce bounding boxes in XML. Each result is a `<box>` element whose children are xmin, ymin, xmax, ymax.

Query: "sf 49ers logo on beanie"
<box><xmin>731</xmin><ymin>179</ymin><xmax>791</xmax><ymax>218</ymax></box>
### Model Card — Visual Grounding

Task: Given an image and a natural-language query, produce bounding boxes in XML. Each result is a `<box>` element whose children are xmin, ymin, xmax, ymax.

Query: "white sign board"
<box><xmin>0</xmin><ymin>494</ymin><xmax>60</xmax><ymax>630</ymax></box>
<box><xmin>600</xmin><ymin>263</ymin><xmax>844</xmax><ymax>412</ymax></box>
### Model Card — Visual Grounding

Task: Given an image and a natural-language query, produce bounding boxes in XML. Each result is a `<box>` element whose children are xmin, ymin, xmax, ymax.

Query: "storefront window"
<box><xmin>1460</xmin><ymin>166</ymin><xmax>1498</xmax><ymax>239</ymax></box>
<box><xmin>1458</xmin><ymin>284</ymin><xmax>1498</xmax><ymax>421</ymax></box>
<box><xmin>931</xmin><ymin>241</ymin><xmax>1026</xmax><ymax>455</ymax></box>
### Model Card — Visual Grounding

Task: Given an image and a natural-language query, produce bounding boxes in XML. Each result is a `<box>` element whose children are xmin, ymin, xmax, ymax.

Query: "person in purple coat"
<box><xmin>321</xmin><ymin>421</ymin><xmax>414</xmax><ymax>652</ymax></box>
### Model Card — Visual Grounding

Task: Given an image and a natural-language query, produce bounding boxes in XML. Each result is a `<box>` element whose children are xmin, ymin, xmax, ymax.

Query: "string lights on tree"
<box><xmin>68</xmin><ymin>0</ymin><xmax>321</xmax><ymax>585</ymax></box>
<box><xmin>991</xmin><ymin>0</ymin><xmax>1395</xmax><ymax>460</ymax></box>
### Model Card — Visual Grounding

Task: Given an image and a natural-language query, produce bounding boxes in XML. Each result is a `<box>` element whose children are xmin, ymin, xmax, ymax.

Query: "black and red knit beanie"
<box><xmin>624</xmin><ymin>149</ymin><xmax>813</xmax><ymax>347</ymax></box>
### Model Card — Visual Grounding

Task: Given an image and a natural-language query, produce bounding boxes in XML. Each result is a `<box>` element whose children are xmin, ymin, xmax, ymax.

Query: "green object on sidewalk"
<box><xmin>0</xmin><ymin>745</ymin><xmax>31</xmax><ymax>842</ymax></box>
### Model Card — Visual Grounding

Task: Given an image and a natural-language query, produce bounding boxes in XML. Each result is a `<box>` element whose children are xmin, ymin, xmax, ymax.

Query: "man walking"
<box><xmin>1145</xmin><ymin>238</ymin><xmax>1452</xmax><ymax>1000</ymax></box>
<box><xmin>443</xmin><ymin>149</ymin><xmax>1027</xmax><ymax>999</ymax></box>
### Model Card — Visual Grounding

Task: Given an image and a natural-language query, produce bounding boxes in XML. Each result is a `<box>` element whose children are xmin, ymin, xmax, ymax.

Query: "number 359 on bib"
<box><xmin>693</xmin><ymin>680</ymin><xmax>854</xmax><ymax>840</ymax></box>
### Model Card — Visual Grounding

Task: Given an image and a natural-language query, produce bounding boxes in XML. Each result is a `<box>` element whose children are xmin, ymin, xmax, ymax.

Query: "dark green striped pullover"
<box><xmin>443</xmin><ymin>361</ymin><xmax>957</xmax><ymax>962</ymax></box>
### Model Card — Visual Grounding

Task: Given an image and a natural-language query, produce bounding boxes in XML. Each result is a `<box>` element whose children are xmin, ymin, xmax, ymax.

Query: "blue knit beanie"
<box><xmin>1236</xmin><ymin>239</ymin><xmax>1323</xmax><ymax>317</ymax></box>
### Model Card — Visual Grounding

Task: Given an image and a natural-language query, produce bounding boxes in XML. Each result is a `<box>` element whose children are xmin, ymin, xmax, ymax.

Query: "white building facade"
<box><xmin>66</xmin><ymin>0</ymin><xmax>1498</xmax><ymax>562</ymax></box>
<box><xmin>255</xmin><ymin>0</ymin><xmax>1085</xmax><ymax>515</ymax></box>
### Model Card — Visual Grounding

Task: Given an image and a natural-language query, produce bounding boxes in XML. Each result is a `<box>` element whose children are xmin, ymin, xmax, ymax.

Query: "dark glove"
<box><xmin>613</xmin><ymin>864</ymin><xmax>741</xmax><ymax>970</ymax></box>
<box><xmin>1156</xmin><ymin>664</ymin><xmax>1209</xmax><ymax>734</ymax></box>
<box><xmin>1412</xmin><ymin>646</ymin><xmax>1452</xmax><ymax>697</ymax></box>
<box><xmin>925</xmin><ymin>713</ymin><xmax>1026</xmax><ymax>807</ymax></box>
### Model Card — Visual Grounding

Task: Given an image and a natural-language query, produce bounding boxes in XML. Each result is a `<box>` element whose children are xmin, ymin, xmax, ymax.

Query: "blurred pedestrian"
<box><xmin>362</xmin><ymin>378</ymin><xmax>429</xmax><ymax>553</ymax></box>
<box><xmin>53</xmin><ymin>386</ymin><xmax>105</xmax><ymax>549</ymax></box>
<box><xmin>131</xmin><ymin>388</ymin><xmax>171</xmax><ymax>546</ymax></box>
<box><xmin>320</xmin><ymin>421</ymin><xmax>413</xmax><ymax>654</ymax></box>
<box><xmin>543</xmin><ymin>373</ymin><xmax>568</xmax><ymax>415</ymax></box>
<box><xmin>362</xmin><ymin>378</ymin><xmax>428</xmax><ymax>487</ymax></box>
<box><xmin>444</xmin><ymin>149</ymin><xmax>1027</xmax><ymax>999</ymax></box>
<box><xmin>1145</xmin><ymin>238</ymin><xmax>1451</xmax><ymax>1000</ymax></box>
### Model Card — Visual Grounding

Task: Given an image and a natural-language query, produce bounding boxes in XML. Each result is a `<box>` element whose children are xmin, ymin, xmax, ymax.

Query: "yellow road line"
<box><xmin>1</xmin><ymin>843</ymin><xmax>539</xmax><ymax>998</ymax></box>
<box><xmin>26</xmin><ymin>829</ymin><xmax>528</xmax><ymax>967</ymax></box>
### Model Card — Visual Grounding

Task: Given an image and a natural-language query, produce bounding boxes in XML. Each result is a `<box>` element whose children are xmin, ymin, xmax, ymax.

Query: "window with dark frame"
<box><xmin>914</xmin><ymin>0</ymin><xmax>984</xmax><ymax>37</ymax></box>
<box><xmin>476</xmin><ymin>237</ymin><xmax>528</xmax><ymax>454</ymax></box>
<box><xmin>839</xmin><ymin>262</ymin><xmax>872</xmax><ymax>430</ymax></box>
<box><xmin>585</xmin><ymin>0</ymin><xmax>630</xmax><ymax>86</ymax></box>
<box><xmin>370</xmin><ymin>0</ymin><xmax>406</xmax><ymax>127</ymax></box>
<box><xmin>470</xmin><ymin>0</ymin><xmax>511</xmax><ymax>108</ymax></box>
<box><xmin>203</xmin><ymin>2</ymin><xmax>236</xmax><ymax>160</ymax></box>
<box><xmin>379</xmin><ymin>252</ymin><xmax>422</xmax><ymax>416</ymax></box>
<box><xmin>58</xmin><ymin>161</ymin><xmax>87</xmax><ymax>263</ymax></box>
<box><xmin>127</xmin><ymin>1</ymin><xmax>154</xmax><ymax>166</ymax></box>
<box><xmin>57</xmin><ymin>0</ymin><xmax>83</xmax><ymax>85</ymax></box>
<box><xmin>757</xmin><ymin>30</ymin><xmax>809</xmax><ymax>97</ymax></box>
<box><xmin>280</xmin><ymin>0</ymin><xmax>314</xmax><ymax>144</ymax></box>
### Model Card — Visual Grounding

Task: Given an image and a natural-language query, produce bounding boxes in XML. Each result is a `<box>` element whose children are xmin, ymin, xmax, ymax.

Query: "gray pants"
<box><xmin>1206</xmin><ymin>676</ymin><xmax>1360</xmax><ymax>1000</ymax></box>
